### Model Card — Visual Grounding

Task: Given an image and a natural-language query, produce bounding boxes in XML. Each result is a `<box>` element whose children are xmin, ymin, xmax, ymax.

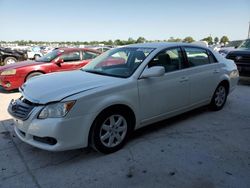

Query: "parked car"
<box><xmin>8</xmin><ymin>42</ymin><xmax>239</xmax><ymax>153</ymax></box>
<box><xmin>219</xmin><ymin>40</ymin><xmax>244</xmax><ymax>57</ymax></box>
<box><xmin>226</xmin><ymin>39</ymin><xmax>250</xmax><ymax>76</ymax></box>
<box><xmin>0</xmin><ymin>48</ymin><xmax>100</xmax><ymax>90</ymax></box>
<box><xmin>0</xmin><ymin>47</ymin><xmax>27</xmax><ymax>65</ymax></box>
<box><xmin>26</xmin><ymin>46</ymin><xmax>44</xmax><ymax>60</ymax></box>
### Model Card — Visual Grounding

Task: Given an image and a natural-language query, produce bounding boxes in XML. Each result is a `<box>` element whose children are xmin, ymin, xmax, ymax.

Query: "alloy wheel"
<box><xmin>214</xmin><ymin>86</ymin><xmax>226</xmax><ymax>107</ymax></box>
<box><xmin>6</xmin><ymin>59</ymin><xmax>16</xmax><ymax>64</ymax></box>
<box><xmin>99</xmin><ymin>115</ymin><xmax>127</xmax><ymax>148</ymax></box>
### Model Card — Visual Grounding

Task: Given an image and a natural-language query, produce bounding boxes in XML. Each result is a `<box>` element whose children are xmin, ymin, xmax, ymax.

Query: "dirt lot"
<box><xmin>0</xmin><ymin>79</ymin><xmax>250</xmax><ymax>188</ymax></box>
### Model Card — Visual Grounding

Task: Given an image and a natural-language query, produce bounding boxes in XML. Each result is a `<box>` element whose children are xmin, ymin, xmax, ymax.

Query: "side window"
<box><xmin>207</xmin><ymin>50</ymin><xmax>218</xmax><ymax>63</ymax></box>
<box><xmin>184</xmin><ymin>47</ymin><xmax>209</xmax><ymax>67</ymax></box>
<box><xmin>148</xmin><ymin>48</ymin><xmax>184</xmax><ymax>73</ymax></box>
<box><xmin>60</xmin><ymin>51</ymin><xmax>80</xmax><ymax>62</ymax></box>
<box><xmin>82</xmin><ymin>51</ymin><xmax>99</xmax><ymax>60</ymax></box>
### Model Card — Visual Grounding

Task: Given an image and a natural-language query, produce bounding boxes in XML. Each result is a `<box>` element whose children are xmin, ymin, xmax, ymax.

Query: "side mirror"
<box><xmin>140</xmin><ymin>66</ymin><xmax>165</xmax><ymax>79</ymax></box>
<box><xmin>54</xmin><ymin>58</ymin><xmax>64</xmax><ymax>64</ymax></box>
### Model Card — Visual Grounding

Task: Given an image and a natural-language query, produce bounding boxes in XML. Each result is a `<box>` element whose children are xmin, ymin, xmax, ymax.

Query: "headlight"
<box><xmin>1</xmin><ymin>69</ymin><xmax>16</xmax><ymax>76</ymax></box>
<box><xmin>38</xmin><ymin>101</ymin><xmax>75</xmax><ymax>119</ymax></box>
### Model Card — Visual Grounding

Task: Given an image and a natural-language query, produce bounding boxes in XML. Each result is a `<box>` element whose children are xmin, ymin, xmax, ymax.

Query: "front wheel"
<box><xmin>4</xmin><ymin>57</ymin><xmax>17</xmax><ymax>65</ymax></box>
<box><xmin>91</xmin><ymin>109</ymin><xmax>132</xmax><ymax>154</ymax></box>
<box><xmin>210</xmin><ymin>84</ymin><xmax>228</xmax><ymax>111</ymax></box>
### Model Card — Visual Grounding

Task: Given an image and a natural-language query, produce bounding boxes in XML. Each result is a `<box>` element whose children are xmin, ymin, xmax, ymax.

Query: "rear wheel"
<box><xmin>26</xmin><ymin>72</ymin><xmax>43</xmax><ymax>81</ymax></box>
<box><xmin>210</xmin><ymin>84</ymin><xmax>228</xmax><ymax>111</ymax></box>
<box><xmin>91</xmin><ymin>109</ymin><xmax>132</xmax><ymax>154</ymax></box>
<box><xmin>4</xmin><ymin>57</ymin><xmax>17</xmax><ymax>65</ymax></box>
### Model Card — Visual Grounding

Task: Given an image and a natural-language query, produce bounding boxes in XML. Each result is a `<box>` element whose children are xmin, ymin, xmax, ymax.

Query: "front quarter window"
<box><xmin>82</xmin><ymin>47</ymin><xmax>155</xmax><ymax>78</ymax></box>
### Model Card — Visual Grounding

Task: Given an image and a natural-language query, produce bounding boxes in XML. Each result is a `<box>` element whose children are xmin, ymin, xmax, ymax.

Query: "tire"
<box><xmin>90</xmin><ymin>109</ymin><xmax>133</xmax><ymax>154</ymax></box>
<box><xmin>26</xmin><ymin>72</ymin><xmax>43</xmax><ymax>81</ymax></box>
<box><xmin>34</xmin><ymin>54</ymin><xmax>41</xmax><ymax>60</ymax></box>
<box><xmin>4</xmin><ymin>57</ymin><xmax>17</xmax><ymax>65</ymax></box>
<box><xmin>210</xmin><ymin>84</ymin><xmax>228</xmax><ymax>111</ymax></box>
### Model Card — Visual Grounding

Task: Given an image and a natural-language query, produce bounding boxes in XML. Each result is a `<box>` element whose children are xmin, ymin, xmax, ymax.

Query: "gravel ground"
<box><xmin>0</xmin><ymin>78</ymin><xmax>250</xmax><ymax>188</ymax></box>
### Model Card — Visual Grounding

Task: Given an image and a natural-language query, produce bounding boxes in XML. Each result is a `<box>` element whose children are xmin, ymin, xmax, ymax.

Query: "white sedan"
<box><xmin>8</xmin><ymin>42</ymin><xmax>239</xmax><ymax>153</ymax></box>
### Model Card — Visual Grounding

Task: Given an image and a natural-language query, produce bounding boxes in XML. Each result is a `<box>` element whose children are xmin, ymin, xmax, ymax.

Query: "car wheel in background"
<box><xmin>26</xmin><ymin>72</ymin><xmax>44</xmax><ymax>81</ymax></box>
<box><xmin>210</xmin><ymin>84</ymin><xmax>228</xmax><ymax>111</ymax></box>
<box><xmin>90</xmin><ymin>109</ymin><xmax>133</xmax><ymax>154</ymax></box>
<box><xmin>4</xmin><ymin>57</ymin><xmax>17</xmax><ymax>65</ymax></box>
<box><xmin>34</xmin><ymin>54</ymin><xmax>41</xmax><ymax>60</ymax></box>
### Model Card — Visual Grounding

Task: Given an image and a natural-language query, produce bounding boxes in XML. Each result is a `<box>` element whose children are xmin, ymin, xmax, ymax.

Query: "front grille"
<box><xmin>8</xmin><ymin>97</ymin><xmax>36</xmax><ymax>120</ymax></box>
<box><xmin>227</xmin><ymin>54</ymin><xmax>250</xmax><ymax>63</ymax></box>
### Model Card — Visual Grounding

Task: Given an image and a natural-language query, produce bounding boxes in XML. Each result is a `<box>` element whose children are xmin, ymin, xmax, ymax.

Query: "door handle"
<box><xmin>179</xmin><ymin>77</ymin><xmax>189</xmax><ymax>83</ymax></box>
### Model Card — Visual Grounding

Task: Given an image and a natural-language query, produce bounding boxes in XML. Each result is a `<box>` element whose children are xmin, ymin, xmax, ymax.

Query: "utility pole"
<box><xmin>248</xmin><ymin>21</ymin><xmax>250</xmax><ymax>39</ymax></box>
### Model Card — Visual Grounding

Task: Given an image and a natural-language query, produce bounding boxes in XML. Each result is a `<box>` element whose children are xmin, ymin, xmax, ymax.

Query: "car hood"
<box><xmin>227</xmin><ymin>49</ymin><xmax>250</xmax><ymax>56</ymax></box>
<box><xmin>0</xmin><ymin>60</ymin><xmax>45</xmax><ymax>71</ymax></box>
<box><xmin>20</xmin><ymin>70</ymin><xmax>123</xmax><ymax>104</ymax></box>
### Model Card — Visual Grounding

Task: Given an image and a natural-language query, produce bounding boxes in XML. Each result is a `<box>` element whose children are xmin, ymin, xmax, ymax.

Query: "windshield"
<box><xmin>238</xmin><ymin>39</ymin><xmax>250</xmax><ymax>49</ymax></box>
<box><xmin>82</xmin><ymin>47</ymin><xmax>155</xmax><ymax>78</ymax></box>
<box><xmin>36</xmin><ymin>49</ymin><xmax>62</xmax><ymax>62</ymax></box>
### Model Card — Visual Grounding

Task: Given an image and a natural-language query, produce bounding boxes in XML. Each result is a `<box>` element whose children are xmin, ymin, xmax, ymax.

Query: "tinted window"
<box><xmin>60</xmin><ymin>51</ymin><xmax>80</xmax><ymax>62</ymax></box>
<box><xmin>207</xmin><ymin>50</ymin><xmax>218</xmax><ymax>63</ymax></box>
<box><xmin>36</xmin><ymin>50</ymin><xmax>61</xmax><ymax>62</ymax></box>
<box><xmin>184</xmin><ymin>47</ymin><xmax>209</xmax><ymax>67</ymax></box>
<box><xmin>148</xmin><ymin>48</ymin><xmax>184</xmax><ymax>73</ymax></box>
<box><xmin>82</xmin><ymin>51</ymin><xmax>99</xmax><ymax>60</ymax></box>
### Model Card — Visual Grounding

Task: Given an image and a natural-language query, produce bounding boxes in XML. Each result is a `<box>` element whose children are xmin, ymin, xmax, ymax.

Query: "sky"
<box><xmin>0</xmin><ymin>0</ymin><xmax>250</xmax><ymax>42</ymax></box>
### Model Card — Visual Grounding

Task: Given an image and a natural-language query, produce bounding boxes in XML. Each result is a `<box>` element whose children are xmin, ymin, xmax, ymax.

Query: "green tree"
<box><xmin>220</xmin><ymin>36</ymin><xmax>229</xmax><ymax>45</ymax></box>
<box><xmin>202</xmin><ymin>36</ymin><xmax>213</xmax><ymax>45</ymax></box>
<box><xmin>183</xmin><ymin>36</ymin><xmax>195</xmax><ymax>43</ymax></box>
<box><xmin>167</xmin><ymin>37</ymin><xmax>182</xmax><ymax>42</ymax></box>
<box><xmin>107</xmin><ymin>40</ymin><xmax>113</xmax><ymax>45</ymax></box>
<box><xmin>127</xmin><ymin>37</ymin><xmax>135</xmax><ymax>44</ymax></box>
<box><xmin>136</xmin><ymin>37</ymin><xmax>146</xmax><ymax>43</ymax></box>
<box><xmin>114</xmin><ymin>39</ymin><xmax>124</xmax><ymax>46</ymax></box>
<box><xmin>214</xmin><ymin>37</ymin><xmax>219</xmax><ymax>44</ymax></box>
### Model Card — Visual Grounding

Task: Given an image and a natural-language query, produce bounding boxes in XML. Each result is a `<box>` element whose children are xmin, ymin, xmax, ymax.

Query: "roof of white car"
<box><xmin>127</xmin><ymin>42</ymin><xmax>208</xmax><ymax>49</ymax></box>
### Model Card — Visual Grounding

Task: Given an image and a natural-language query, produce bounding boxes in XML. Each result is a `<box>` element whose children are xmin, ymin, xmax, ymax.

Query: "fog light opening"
<box><xmin>5</xmin><ymin>82</ymin><xmax>11</xmax><ymax>88</ymax></box>
<box><xmin>33</xmin><ymin>136</ymin><xmax>57</xmax><ymax>145</ymax></box>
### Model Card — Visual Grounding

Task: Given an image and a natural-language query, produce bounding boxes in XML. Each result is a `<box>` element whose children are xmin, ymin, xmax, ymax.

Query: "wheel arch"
<box><xmin>218</xmin><ymin>80</ymin><xmax>230</xmax><ymax>94</ymax></box>
<box><xmin>88</xmin><ymin>103</ymin><xmax>136</xmax><ymax>147</ymax></box>
<box><xmin>25</xmin><ymin>70</ymin><xmax>46</xmax><ymax>81</ymax></box>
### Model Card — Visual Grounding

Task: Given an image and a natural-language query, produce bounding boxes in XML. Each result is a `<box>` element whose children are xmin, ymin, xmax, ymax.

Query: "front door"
<box><xmin>138</xmin><ymin>47</ymin><xmax>190</xmax><ymax>123</ymax></box>
<box><xmin>55</xmin><ymin>51</ymin><xmax>81</xmax><ymax>72</ymax></box>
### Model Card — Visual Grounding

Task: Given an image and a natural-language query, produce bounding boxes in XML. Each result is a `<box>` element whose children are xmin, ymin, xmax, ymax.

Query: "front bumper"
<box><xmin>10</xmin><ymin>105</ymin><xmax>93</xmax><ymax>151</ymax></box>
<box><xmin>236</xmin><ymin>63</ymin><xmax>250</xmax><ymax>77</ymax></box>
<box><xmin>0</xmin><ymin>75</ymin><xmax>24</xmax><ymax>90</ymax></box>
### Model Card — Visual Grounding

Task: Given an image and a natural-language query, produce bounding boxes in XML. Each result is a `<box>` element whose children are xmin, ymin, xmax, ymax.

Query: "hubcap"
<box><xmin>6</xmin><ymin>59</ymin><xmax>16</xmax><ymax>64</ymax></box>
<box><xmin>99</xmin><ymin>115</ymin><xmax>127</xmax><ymax>148</ymax></box>
<box><xmin>214</xmin><ymin>86</ymin><xmax>226</xmax><ymax>107</ymax></box>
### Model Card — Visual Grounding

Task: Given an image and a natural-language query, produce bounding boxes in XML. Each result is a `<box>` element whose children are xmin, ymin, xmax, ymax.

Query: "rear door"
<box><xmin>182</xmin><ymin>47</ymin><xmax>221</xmax><ymax>105</ymax></box>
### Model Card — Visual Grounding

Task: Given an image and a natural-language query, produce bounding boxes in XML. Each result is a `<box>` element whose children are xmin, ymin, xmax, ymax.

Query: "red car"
<box><xmin>0</xmin><ymin>48</ymin><xmax>101</xmax><ymax>90</ymax></box>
